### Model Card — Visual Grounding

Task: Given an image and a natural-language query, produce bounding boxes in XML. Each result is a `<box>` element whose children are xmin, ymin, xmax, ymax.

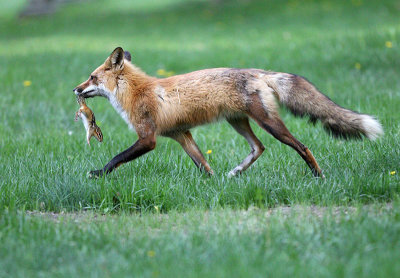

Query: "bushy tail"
<box><xmin>265</xmin><ymin>72</ymin><xmax>383</xmax><ymax>140</ymax></box>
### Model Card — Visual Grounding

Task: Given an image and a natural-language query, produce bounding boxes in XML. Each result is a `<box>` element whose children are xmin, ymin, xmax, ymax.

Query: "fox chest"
<box><xmin>108</xmin><ymin>94</ymin><xmax>135</xmax><ymax>131</ymax></box>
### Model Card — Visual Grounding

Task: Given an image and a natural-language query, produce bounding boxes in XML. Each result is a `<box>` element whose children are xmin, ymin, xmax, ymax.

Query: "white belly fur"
<box><xmin>98</xmin><ymin>84</ymin><xmax>135</xmax><ymax>131</ymax></box>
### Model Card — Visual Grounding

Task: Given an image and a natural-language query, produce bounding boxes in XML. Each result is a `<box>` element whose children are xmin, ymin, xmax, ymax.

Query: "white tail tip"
<box><xmin>361</xmin><ymin>115</ymin><xmax>384</xmax><ymax>140</ymax></box>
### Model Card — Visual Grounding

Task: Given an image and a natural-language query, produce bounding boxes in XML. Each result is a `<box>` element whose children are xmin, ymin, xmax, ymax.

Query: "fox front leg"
<box><xmin>88</xmin><ymin>134</ymin><xmax>156</xmax><ymax>178</ymax></box>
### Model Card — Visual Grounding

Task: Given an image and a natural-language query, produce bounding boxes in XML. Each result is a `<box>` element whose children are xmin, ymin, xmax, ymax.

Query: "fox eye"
<box><xmin>90</xmin><ymin>75</ymin><xmax>96</xmax><ymax>81</ymax></box>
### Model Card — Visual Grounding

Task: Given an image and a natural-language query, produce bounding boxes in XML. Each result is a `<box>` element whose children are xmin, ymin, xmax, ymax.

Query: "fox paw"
<box><xmin>227</xmin><ymin>166</ymin><xmax>243</xmax><ymax>178</ymax></box>
<box><xmin>88</xmin><ymin>169</ymin><xmax>104</xmax><ymax>179</ymax></box>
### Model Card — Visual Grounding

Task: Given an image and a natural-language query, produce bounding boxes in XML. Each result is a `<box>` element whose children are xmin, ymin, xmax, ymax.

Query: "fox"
<box><xmin>73</xmin><ymin>47</ymin><xmax>383</xmax><ymax>178</ymax></box>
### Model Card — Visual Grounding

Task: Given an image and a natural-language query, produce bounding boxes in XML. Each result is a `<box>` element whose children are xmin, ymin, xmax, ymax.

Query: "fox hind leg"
<box><xmin>226</xmin><ymin>117</ymin><xmax>265</xmax><ymax>177</ymax></box>
<box><xmin>169</xmin><ymin>131</ymin><xmax>214</xmax><ymax>175</ymax></box>
<box><xmin>247</xmin><ymin>95</ymin><xmax>324</xmax><ymax>177</ymax></box>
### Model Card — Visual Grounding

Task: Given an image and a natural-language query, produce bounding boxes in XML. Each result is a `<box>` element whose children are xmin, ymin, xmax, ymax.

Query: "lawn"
<box><xmin>0</xmin><ymin>0</ymin><xmax>399</xmax><ymax>277</ymax></box>
<box><xmin>1</xmin><ymin>205</ymin><xmax>400</xmax><ymax>277</ymax></box>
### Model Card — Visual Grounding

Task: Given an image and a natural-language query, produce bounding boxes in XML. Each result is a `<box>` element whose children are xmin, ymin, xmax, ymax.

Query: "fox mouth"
<box><xmin>79</xmin><ymin>89</ymin><xmax>95</xmax><ymax>98</ymax></box>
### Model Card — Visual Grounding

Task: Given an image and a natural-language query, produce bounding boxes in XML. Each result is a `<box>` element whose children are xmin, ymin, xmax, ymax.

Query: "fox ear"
<box><xmin>124</xmin><ymin>51</ymin><xmax>132</xmax><ymax>62</ymax></box>
<box><xmin>108</xmin><ymin>47</ymin><xmax>124</xmax><ymax>71</ymax></box>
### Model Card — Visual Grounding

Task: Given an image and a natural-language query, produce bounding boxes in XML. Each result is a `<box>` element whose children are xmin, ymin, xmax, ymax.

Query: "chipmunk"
<box><xmin>75</xmin><ymin>96</ymin><xmax>103</xmax><ymax>145</ymax></box>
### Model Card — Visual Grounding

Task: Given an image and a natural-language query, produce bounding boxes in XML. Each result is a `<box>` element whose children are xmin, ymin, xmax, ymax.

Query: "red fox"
<box><xmin>73</xmin><ymin>47</ymin><xmax>383</xmax><ymax>178</ymax></box>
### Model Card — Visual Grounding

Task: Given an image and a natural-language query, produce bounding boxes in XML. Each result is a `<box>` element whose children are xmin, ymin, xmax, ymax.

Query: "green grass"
<box><xmin>0</xmin><ymin>0</ymin><xmax>399</xmax><ymax>276</ymax></box>
<box><xmin>1</xmin><ymin>204</ymin><xmax>400</xmax><ymax>277</ymax></box>
<box><xmin>0</xmin><ymin>0</ymin><xmax>399</xmax><ymax>212</ymax></box>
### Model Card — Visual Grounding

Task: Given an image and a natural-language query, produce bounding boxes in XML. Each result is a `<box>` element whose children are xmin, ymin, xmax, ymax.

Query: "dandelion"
<box><xmin>390</xmin><ymin>171</ymin><xmax>396</xmax><ymax>175</ymax></box>
<box><xmin>385</xmin><ymin>41</ymin><xmax>393</xmax><ymax>48</ymax></box>
<box><xmin>147</xmin><ymin>250</ymin><xmax>156</xmax><ymax>257</ymax></box>
<box><xmin>157</xmin><ymin>69</ymin><xmax>175</xmax><ymax>77</ymax></box>
<box><xmin>206</xmin><ymin>150</ymin><xmax>212</xmax><ymax>154</ymax></box>
<box><xmin>68</xmin><ymin>131</ymin><xmax>73</xmax><ymax>136</ymax></box>
<box><xmin>354</xmin><ymin>62</ymin><xmax>361</xmax><ymax>70</ymax></box>
<box><xmin>156</xmin><ymin>69</ymin><xmax>166</xmax><ymax>76</ymax></box>
<box><xmin>166</xmin><ymin>71</ymin><xmax>175</xmax><ymax>77</ymax></box>
<box><xmin>23</xmin><ymin>80</ymin><xmax>32</xmax><ymax>87</ymax></box>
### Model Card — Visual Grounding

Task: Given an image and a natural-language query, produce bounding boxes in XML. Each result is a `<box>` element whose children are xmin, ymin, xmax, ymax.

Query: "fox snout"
<box><xmin>73</xmin><ymin>77</ymin><xmax>96</xmax><ymax>97</ymax></box>
<box><xmin>73</xmin><ymin>84</ymin><xmax>97</xmax><ymax>98</ymax></box>
<box><xmin>73</xmin><ymin>87</ymin><xmax>83</xmax><ymax>95</ymax></box>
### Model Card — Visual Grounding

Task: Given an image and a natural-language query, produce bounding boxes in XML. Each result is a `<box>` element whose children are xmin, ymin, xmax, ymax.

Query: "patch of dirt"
<box><xmin>25</xmin><ymin>203</ymin><xmax>394</xmax><ymax>223</ymax></box>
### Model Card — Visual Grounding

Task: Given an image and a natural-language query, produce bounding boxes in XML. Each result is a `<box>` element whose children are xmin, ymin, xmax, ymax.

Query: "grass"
<box><xmin>0</xmin><ymin>0</ymin><xmax>399</xmax><ymax>212</ymax></box>
<box><xmin>1</xmin><ymin>204</ymin><xmax>400</xmax><ymax>278</ymax></box>
<box><xmin>0</xmin><ymin>0</ymin><xmax>399</xmax><ymax>276</ymax></box>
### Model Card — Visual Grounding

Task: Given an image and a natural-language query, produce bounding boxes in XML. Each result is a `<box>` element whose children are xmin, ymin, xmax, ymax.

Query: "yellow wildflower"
<box><xmin>390</xmin><ymin>171</ymin><xmax>396</xmax><ymax>175</ymax></box>
<box><xmin>147</xmin><ymin>250</ymin><xmax>156</xmax><ymax>257</ymax></box>
<box><xmin>206</xmin><ymin>150</ymin><xmax>212</xmax><ymax>154</ymax></box>
<box><xmin>166</xmin><ymin>71</ymin><xmax>175</xmax><ymax>77</ymax></box>
<box><xmin>156</xmin><ymin>69</ymin><xmax>166</xmax><ymax>76</ymax></box>
<box><xmin>385</xmin><ymin>41</ymin><xmax>393</xmax><ymax>48</ymax></box>
<box><xmin>157</xmin><ymin>69</ymin><xmax>175</xmax><ymax>77</ymax></box>
<box><xmin>23</xmin><ymin>80</ymin><xmax>32</xmax><ymax>87</ymax></box>
<box><xmin>354</xmin><ymin>62</ymin><xmax>361</xmax><ymax>70</ymax></box>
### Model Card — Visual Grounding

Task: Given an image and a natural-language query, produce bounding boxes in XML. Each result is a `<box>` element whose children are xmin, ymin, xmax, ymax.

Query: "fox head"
<box><xmin>73</xmin><ymin>47</ymin><xmax>132</xmax><ymax>99</ymax></box>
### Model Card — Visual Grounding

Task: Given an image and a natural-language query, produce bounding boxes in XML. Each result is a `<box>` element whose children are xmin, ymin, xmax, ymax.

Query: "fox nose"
<box><xmin>73</xmin><ymin>87</ymin><xmax>82</xmax><ymax>94</ymax></box>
